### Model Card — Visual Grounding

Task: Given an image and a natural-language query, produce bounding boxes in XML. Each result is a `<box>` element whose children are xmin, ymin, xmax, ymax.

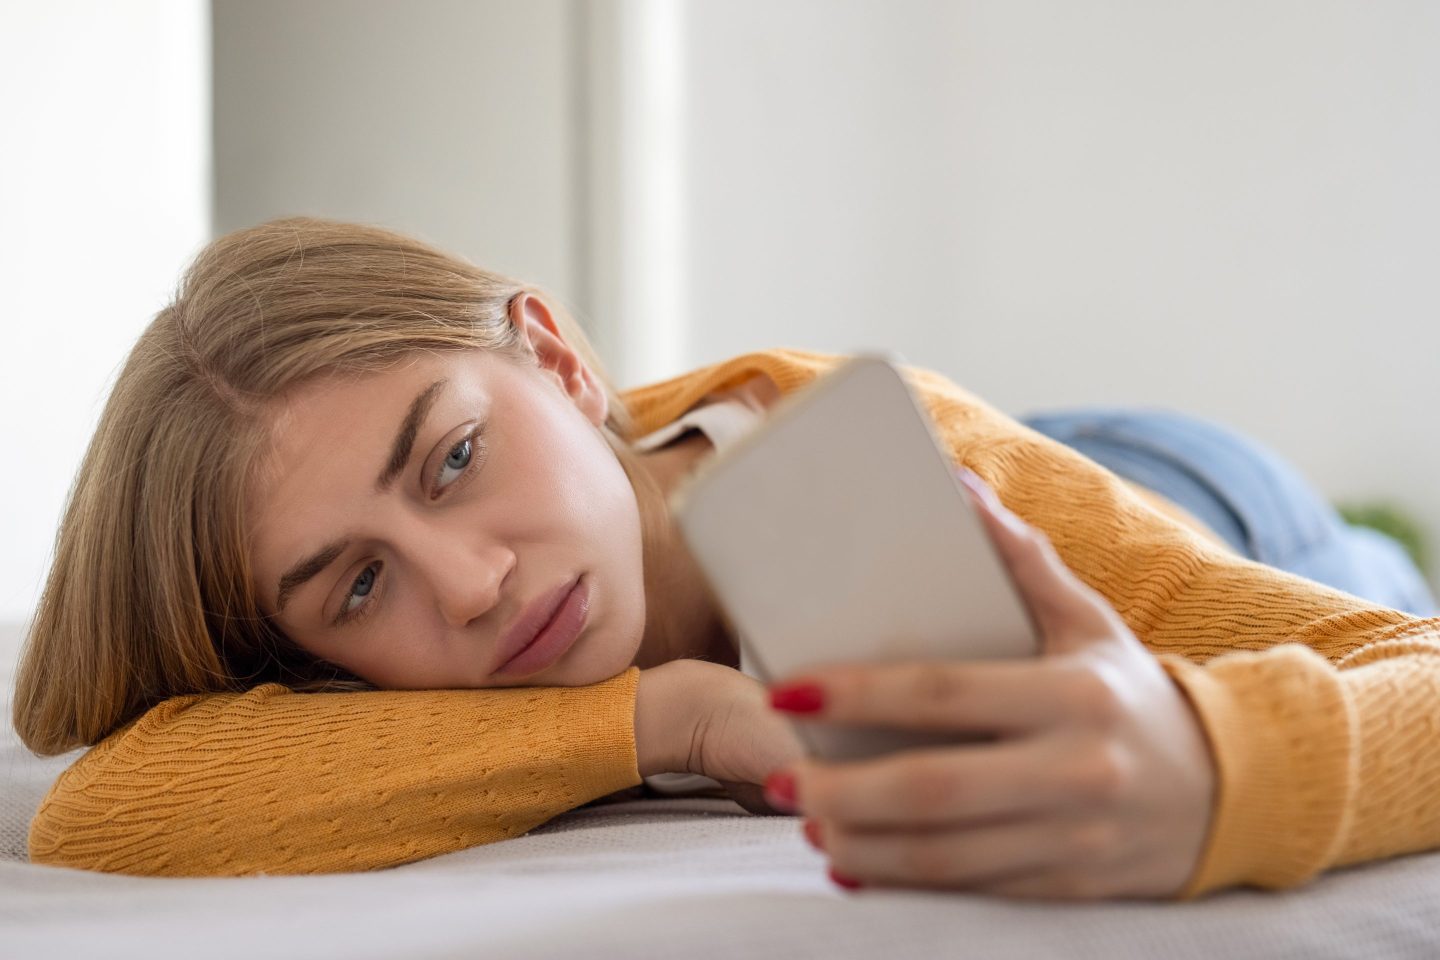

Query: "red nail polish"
<box><xmin>770</xmin><ymin>683</ymin><xmax>825</xmax><ymax>713</ymax></box>
<box><xmin>763</xmin><ymin>770</ymin><xmax>797</xmax><ymax>810</ymax></box>
<box><xmin>802</xmin><ymin>818</ymin><xmax>825</xmax><ymax>851</ymax></box>
<box><xmin>829</xmin><ymin>867</ymin><xmax>863</xmax><ymax>890</ymax></box>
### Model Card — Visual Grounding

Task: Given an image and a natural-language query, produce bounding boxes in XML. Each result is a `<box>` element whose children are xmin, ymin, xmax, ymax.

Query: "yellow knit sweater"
<box><xmin>27</xmin><ymin>348</ymin><xmax>1440</xmax><ymax>900</ymax></box>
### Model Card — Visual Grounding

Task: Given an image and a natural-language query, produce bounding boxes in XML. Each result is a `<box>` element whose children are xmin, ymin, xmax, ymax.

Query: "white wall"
<box><xmin>0</xmin><ymin>2</ymin><xmax>210</xmax><ymax>622</ymax></box>
<box><xmin>212</xmin><ymin>0</ymin><xmax>581</xmax><ymax>320</ymax></box>
<box><xmin>678</xmin><ymin>0</ymin><xmax>1440</xmax><ymax>593</ymax></box>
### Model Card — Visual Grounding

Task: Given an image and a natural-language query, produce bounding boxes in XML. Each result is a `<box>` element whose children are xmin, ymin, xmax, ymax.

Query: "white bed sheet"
<box><xmin>4</xmin><ymin>621</ymin><xmax>1439</xmax><ymax>959</ymax></box>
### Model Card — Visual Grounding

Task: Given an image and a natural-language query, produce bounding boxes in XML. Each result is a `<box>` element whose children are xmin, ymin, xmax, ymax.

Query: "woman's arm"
<box><xmin>29</xmin><ymin>664</ymin><xmax>700</xmax><ymax>877</ymax></box>
<box><xmin>897</xmin><ymin>360</ymin><xmax>1440</xmax><ymax>899</ymax></box>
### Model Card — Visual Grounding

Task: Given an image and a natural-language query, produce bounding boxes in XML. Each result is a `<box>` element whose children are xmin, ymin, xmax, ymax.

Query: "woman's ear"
<box><xmin>507</xmin><ymin>292</ymin><xmax>609</xmax><ymax>426</ymax></box>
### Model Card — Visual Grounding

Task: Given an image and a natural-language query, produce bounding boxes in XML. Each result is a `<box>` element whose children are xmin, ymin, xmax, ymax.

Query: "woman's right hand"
<box><xmin>636</xmin><ymin>658</ymin><xmax>808</xmax><ymax>813</ymax></box>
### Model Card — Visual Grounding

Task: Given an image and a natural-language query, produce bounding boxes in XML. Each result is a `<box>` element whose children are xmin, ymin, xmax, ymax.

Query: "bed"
<box><xmin>3</xmin><ymin>620</ymin><xmax>1438</xmax><ymax>959</ymax></box>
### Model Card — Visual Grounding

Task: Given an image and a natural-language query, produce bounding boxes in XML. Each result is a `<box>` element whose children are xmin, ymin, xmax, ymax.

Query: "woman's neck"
<box><xmin>631</xmin><ymin>430</ymin><xmax>740</xmax><ymax>672</ymax></box>
<box><xmin>627</xmin><ymin>372</ymin><xmax>781</xmax><ymax>672</ymax></box>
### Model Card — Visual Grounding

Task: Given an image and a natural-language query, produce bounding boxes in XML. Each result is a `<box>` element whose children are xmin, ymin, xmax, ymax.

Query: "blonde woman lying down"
<box><xmin>13</xmin><ymin>218</ymin><xmax>1440</xmax><ymax>902</ymax></box>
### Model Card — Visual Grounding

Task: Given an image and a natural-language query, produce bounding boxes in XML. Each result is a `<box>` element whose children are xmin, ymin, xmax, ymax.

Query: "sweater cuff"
<box><xmin>1153</xmin><ymin>646</ymin><xmax>1356</xmax><ymax>900</ymax></box>
<box><xmin>549</xmin><ymin>666</ymin><xmax>644</xmax><ymax>803</ymax></box>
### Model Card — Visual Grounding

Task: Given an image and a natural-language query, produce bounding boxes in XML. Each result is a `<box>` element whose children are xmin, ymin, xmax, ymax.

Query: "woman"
<box><xmin>14</xmin><ymin>218</ymin><xmax>1439</xmax><ymax>901</ymax></box>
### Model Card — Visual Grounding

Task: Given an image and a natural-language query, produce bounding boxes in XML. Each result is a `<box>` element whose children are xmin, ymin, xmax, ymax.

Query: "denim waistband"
<box><xmin>1019</xmin><ymin>407</ymin><xmax>1437</xmax><ymax>617</ymax></box>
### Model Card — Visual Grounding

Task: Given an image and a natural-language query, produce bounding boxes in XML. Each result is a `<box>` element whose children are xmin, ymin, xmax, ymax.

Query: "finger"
<box><xmin>954</xmin><ymin>467</ymin><xmax>1113</xmax><ymax>638</ymax></box>
<box><xmin>793</xmin><ymin>735</ymin><xmax>1103</xmax><ymax>828</ymax></box>
<box><xmin>819</xmin><ymin>812</ymin><xmax>1114</xmax><ymax>892</ymax></box>
<box><xmin>716</xmin><ymin>780</ymin><xmax>786</xmax><ymax>816</ymax></box>
<box><xmin>773</xmin><ymin>657</ymin><xmax>1081</xmax><ymax>737</ymax></box>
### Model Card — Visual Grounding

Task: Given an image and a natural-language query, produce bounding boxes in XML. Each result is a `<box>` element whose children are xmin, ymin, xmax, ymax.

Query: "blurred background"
<box><xmin>2</xmin><ymin>0</ymin><xmax>1437</xmax><ymax>620</ymax></box>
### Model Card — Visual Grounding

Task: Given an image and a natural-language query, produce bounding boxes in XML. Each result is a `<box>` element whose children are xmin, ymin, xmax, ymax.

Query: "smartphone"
<box><xmin>669</xmin><ymin>352</ymin><xmax>1041</xmax><ymax>762</ymax></box>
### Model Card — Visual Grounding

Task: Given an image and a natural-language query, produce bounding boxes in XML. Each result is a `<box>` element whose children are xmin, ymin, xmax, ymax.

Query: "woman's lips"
<box><xmin>494</xmin><ymin>575</ymin><xmax>590</xmax><ymax>678</ymax></box>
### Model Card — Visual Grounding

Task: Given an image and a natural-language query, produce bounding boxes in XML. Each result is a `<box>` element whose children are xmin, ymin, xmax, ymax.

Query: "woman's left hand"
<box><xmin>761</xmin><ymin>467</ymin><xmax>1218</xmax><ymax>901</ymax></box>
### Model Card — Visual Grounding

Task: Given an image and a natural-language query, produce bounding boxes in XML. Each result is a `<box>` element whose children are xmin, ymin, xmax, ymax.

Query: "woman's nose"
<box><xmin>419</xmin><ymin>539</ymin><xmax>516</xmax><ymax>630</ymax></box>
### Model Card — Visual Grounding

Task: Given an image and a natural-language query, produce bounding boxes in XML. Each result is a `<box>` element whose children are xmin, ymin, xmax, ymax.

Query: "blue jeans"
<box><xmin>1019</xmin><ymin>407</ymin><xmax>1438</xmax><ymax>617</ymax></box>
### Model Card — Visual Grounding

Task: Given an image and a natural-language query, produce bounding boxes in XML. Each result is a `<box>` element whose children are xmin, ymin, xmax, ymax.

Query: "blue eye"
<box><xmin>445</xmin><ymin>438</ymin><xmax>471</xmax><ymax>471</ymax></box>
<box><xmin>337</xmin><ymin>562</ymin><xmax>381</xmax><ymax>624</ymax></box>
<box><xmin>433</xmin><ymin>432</ymin><xmax>480</xmax><ymax>493</ymax></box>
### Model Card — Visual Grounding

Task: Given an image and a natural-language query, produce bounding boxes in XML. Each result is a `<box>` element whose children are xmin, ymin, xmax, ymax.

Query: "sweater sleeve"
<box><xmin>898</xmin><ymin>361</ymin><xmax>1440</xmax><ymax>901</ymax></box>
<box><xmin>27</xmin><ymin>667</ymin><xmax>643</xmax><ymax>877</ymax></box>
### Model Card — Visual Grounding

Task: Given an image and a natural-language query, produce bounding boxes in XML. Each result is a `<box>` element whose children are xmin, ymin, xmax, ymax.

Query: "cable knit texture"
<box><xmin>27</xmin><ymin>671</ymin><xmax>641</xmax><ymax>877</ymax></box>
<box><xmin>28</xmin><ymin>347</ymin><xmax>1440</xmax><ymax>899</ymax></box>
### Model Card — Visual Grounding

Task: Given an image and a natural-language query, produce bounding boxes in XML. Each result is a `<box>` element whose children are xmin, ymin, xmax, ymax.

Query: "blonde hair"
<box><xmin>13</xmin><ymin>217</ymin><xmax>658</xmax><ymax>756</ymax></box>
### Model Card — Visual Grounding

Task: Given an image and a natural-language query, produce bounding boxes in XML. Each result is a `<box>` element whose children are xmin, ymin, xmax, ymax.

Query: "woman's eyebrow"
<box><xmin>276</xmin><ymin>538</ymin><xmax>349</xmax><ymax>615</ymax></box>
<box><xmin>375</xmin><ymin>378</ymin><xmax>448</xmax><ymax>493</ymax></box>
<box><xmin>272</xmin><ymin>377</ymin><xmax>449</xmax><ymax>614</ymax></box>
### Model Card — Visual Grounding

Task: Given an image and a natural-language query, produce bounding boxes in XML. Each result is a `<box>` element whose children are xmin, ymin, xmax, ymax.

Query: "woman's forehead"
<box><xmin>261</xmin><ymin>351</ymin><xmax>514</xmax><ymax>441</ymax></box>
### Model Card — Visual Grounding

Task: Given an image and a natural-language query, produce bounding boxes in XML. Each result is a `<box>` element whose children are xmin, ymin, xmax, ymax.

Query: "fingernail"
<box><xmin>770</xmin><ymin>682</ymin><xmax>825</xmax><ymax>713</ymax></box>
<box><xmin>956</xmin><ymin>467</ymin><xmax>1023</xmax><ymax>530</ymax></box>
<box><xmin>802</xmin><ymin>818</ymin><xmax>825</xmax><ymax>851</ymax></box>
<box><xmin>829</xmin><ymin>866</ymin><xmax>864</xmax><ymax>890</ymax></box>
<box><xmin>954</xmin><ymin>467</ymin><xmax>994</xmax><ymax>505</ymax></box>
<box><xmin>763</xmin><ymin>770</ymin><xmax>798</xmax><ymax>811</ymax></box>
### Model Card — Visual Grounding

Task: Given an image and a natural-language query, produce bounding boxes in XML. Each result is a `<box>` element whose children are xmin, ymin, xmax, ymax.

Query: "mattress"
<box><xmin>3</xmin><ymin>620</ymin><xmax>1438</xmax><ymax>959</ymax></box>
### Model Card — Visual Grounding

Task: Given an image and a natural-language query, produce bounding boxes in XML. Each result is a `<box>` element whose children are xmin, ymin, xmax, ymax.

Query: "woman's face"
<box><xmin>246</xmin><ymin>296</ymin><xmax>650</xmax><ymax>689</ymax></box>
